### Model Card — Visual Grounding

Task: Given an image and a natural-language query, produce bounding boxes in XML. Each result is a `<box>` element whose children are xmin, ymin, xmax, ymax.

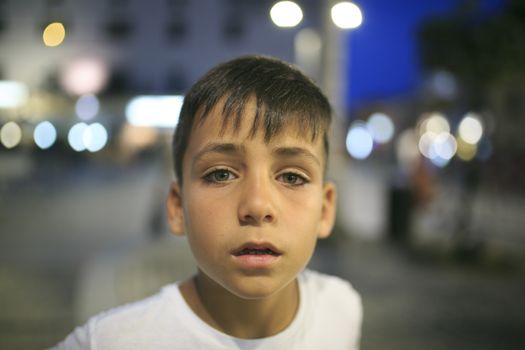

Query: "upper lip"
<box><xmin>231</xmin><ymin>241</ymin><xmax>283</xmax><ymax>256</ymax></box>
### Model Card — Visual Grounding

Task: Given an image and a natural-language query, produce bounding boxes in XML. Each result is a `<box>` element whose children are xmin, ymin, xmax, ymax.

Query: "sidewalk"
<box><xmin>312</xmin><ymin>236</ymin><xmax>525</xmax><ymax>350</ymax></box>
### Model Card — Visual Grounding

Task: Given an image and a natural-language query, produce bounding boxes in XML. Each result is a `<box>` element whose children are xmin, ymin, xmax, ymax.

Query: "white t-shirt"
<box><xmin>53</xmin><ymin>269</ymin><xmax>362</xmax><ymax>350</ymax></box>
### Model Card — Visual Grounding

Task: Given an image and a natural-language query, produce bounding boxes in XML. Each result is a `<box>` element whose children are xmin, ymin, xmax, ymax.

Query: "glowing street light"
<box><xmin>84</xmin><ymin>123</ymin><xmax>108</xmax><ymax>152</ymax></box>
<box><xmin>60</xmin><ymin>57</ymin><xmax>109</xmax><ymax>96</ymax></box>
<box><xmin>331</xmin><ymin>2</ymin><xmax>363</xmax><ymax>29</ymax></box>
<box><xmin>270</xmin><ymin>1</ymin><xmax>303</xmax><ymax>28</ymax></box>
<box><xmin>458</xmin><ymin>112</ymin><xmax>483</xmax><ymax>145</ymax></box>
<box><xmin>346</xmin><ymin>122</ymin><xmax>373</xmax><ymax>159</ymax></box>
<box><xmin>367</xmin><ymin>112</ymin><xmax>394</xmax><ymax>144</ymax></box>
<box><xmin>34</xmin><ymin>121</ymin><xmax>57</xmax><ymax>149</ymax></box>
<box><xmin>43</xmin><ymin>22</ymin><xmax>66</xmax><ymax>47</ymax></box>
<box><xmin>67</xmin><ymin>122</ymin><xmax>109</xmax><ymax>152</ymax></box>
<box><xmin>68</xmin><ymin>122</ymin><xmax>89</xmax><ymax>151</ymax></box>
<box><xmin>125</xmin><ymin>95</ymin><xmax>183</xmax><ymax>128</ymax></box>
<box><xmin>0</xmin><ymin>121</ymin><xmax>22</xmax><ymax>149</ymax></box>
<box><xmin>0</xmin><ymin>81</ymin><xmax>29</xmax><ymax>108</ymax></box>
<box><xmin>75</xmin><ymin>94</ymin><xmax>100</xmax><ymax>121</ymax></box>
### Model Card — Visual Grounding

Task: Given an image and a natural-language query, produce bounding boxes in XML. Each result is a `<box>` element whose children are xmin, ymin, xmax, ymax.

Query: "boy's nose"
<box><xmin>237</xmin><ymin>175</ymin><xmax>277</xmax><ymax>226</ymax></box>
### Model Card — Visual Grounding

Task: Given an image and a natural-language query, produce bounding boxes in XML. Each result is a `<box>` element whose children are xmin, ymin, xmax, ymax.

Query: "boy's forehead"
<box><xmin>185</xmin><ymin>99</ymin><xmax>326</xmax><ymax>166</ymax></box>
<box><xmin>192</xmin><ymin>97</ymin><xmax>319</xmax><ymax>146</ymax></box>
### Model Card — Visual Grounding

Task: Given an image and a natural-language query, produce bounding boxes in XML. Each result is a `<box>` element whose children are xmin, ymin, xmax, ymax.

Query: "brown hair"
<box><xmin>172</xmin><ymin>55</ymin><xmax>332</xmax><ymax>183</ymax></box>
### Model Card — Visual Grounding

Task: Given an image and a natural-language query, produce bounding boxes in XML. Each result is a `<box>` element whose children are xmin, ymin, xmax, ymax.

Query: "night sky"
<box><xmin>345</xmin><ymin>0</ymin><xmax>506</xmax><ymax>110</ymax></box>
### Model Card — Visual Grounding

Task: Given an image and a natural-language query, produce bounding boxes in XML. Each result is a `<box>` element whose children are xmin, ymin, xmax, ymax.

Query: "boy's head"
<box><xmin>167</xmin><ymin>55</ymin><xmax>336</xmax><ymax>300</ymax></box>
<box><xmin>172</xmin><ymin>55</ymin><xmax>332</xmax><ymax>184</ymax></box>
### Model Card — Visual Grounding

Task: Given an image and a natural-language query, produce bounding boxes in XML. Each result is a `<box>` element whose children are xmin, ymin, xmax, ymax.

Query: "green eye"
<box><xmin>280</xmin><ymin>172</ymin><xmax>306</xmax><ymax>185</ymax></box>
<box><xmin>204</xmin><ymin>169</ymin><xmax>234</xmax><ymax>183</ymax></box>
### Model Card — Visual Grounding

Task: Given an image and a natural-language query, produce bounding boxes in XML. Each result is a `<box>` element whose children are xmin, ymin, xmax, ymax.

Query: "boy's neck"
<box><xmin>179</xmin><ymin>271</ymin><xmax>300</xmax><ymax>339</ymax></box>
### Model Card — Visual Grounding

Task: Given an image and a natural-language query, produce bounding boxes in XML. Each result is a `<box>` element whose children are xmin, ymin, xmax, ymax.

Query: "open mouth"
<box><xmin>234</xmin><ymin>248</ymin><xmax>280</xmax><ymax>256</ymax></box>
<box><xmin>232</xmin><ymin>243</ymin><xmax>282</xmax><ymax>257</ymax></box>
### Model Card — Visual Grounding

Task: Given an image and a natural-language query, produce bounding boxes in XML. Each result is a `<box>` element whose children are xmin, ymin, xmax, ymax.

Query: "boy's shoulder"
<box><xmin>91</xmin><ymin>282</ymin><xmax>183</xmax><ymax>332</ymax></box>
<box><xmin>301</xmin><ymin>268</ymin><xmax>361</xmax><ymax>302</ymax></box>
<box><xmin>54</xmin><ymin>283</ymin><xmax>185</xmax><ymax>349</ymax></box>
<box><xmin>298</xmin><ymin>269</ymin><xmax>362</xmax><ymax>347</ymax></box>
<box><xmin>299</xmin><ymin>269</ymin><xmax>362</xmax><ymax>320</ymax></box>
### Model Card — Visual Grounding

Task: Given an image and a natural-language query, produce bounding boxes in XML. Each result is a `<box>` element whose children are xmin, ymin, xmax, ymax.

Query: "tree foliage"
<box><xmin>418</xmin><ymin>0</ymin><xmax>525</xmax><ymax>105</ymax></box>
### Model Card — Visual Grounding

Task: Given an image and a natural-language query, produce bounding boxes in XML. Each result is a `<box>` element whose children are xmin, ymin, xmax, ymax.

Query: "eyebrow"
<box><xmin>192</xmin><ymin>143</ymin><xmax>321</xmax><ymax>167</ymax></box>
<box><xmin>193</xmin><ymin>142</ymin><xmax>245</xmax><ymax>163</ymax></box>
<box><xmin>272</xmin><ymin>146</ymin><xmax>321</xmax><ymax>166</ymax></box>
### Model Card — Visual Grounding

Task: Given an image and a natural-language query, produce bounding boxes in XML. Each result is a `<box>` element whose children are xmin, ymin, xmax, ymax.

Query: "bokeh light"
<box><xmin>430</xmin><ymin>155</ymin><xmax>450</xmax><ymax>168</ymax></box>
<box><xmin>43</xmin><ymin>22</ymin><xmax>66</xmax><ymax>47</ymax></box>
<box><xmin>367</xmin><ymin>112</ymin><xmax>394</xmax><ymax>144</ymax></box>
<box><xmin>0</xmin><ymin>121</ymin><xmax>23</xmax><ymax>149</ymax></box>
<box><xmin>424</xmin><ymin>112</ymin><xmax>450</xmax><ymax>134</ymax></box>
<box><xmin>75</xmin><ymin>94</ymin><xmax>100</xmax><ymax>121</ymax></box>
<box><xmin>431</xmin><ymin>70</ymin><xmax>457</xmax><ymax>100</ymax></box>
<box><xmin>0</xmin><ymin>81</ymin><xmax>29</xmax><ymax>108</ymax></box>
<box><xmin>418</xmin><ymin>130</ymin><xmax>456</xmax><ymax>167</ymax></box>
<box><xmin>456</xmin><ymin>137</ymin><xmax>477</xmax><ymax>161</ymax></box>
<box><xmin>67</xmin><ymin>122</ymin><xmax>109</xmax><ymax>152</ymax></box>
<box><xmin>126</xmin><ymin>95</ymin><xmax>183</xmax><ymax>128</ymax></box>
<box><xmin>331</xmin><ymin>2</ymin><xmax>363</xmax><ymax>29</ymax></box>
<box><xmin>396</xmin><ymin>129</ymin><xmax>419</xmax><ymax>171</ymax></box>
<box><xmin>418</xmin><ymin>132</ymin><xmax>437</xmax><ymax>159</ymax></box>
<box><xmin>458</xmin><ymin>112</ymin><xmax>483</xmax><ymax>145</ymax></box>
<box><xmin>33</xmin><ymin>121</ymin><xmax>57</xmax><ymax>149</ymax></box>
<box><xmin>433</xmin><ymin>132</ymin><xmax>457</xmax><ymax>160</ymax></box>
<box><xmin>83</xmin><ymin>123</ymin><xmax>108</xmax><ymax>152</ymax></box>
<box><xmin>68</xmin><ymin>122</ymin><xmax>88</xmax><ymax>152</ymax></box>
<box><xmin>60</xmin><ymin>58</ymin><xmax>109</xmax><ymax>96</ymax></box>
<box><xmin>346</xmin><ymin>122</ymin><xmax>374</xmax><ymax>160</ymax></box>
<box><xmin>270</xmin><ymin>1</ymin><xmax>303</xmax><ymax>28</ymax></box>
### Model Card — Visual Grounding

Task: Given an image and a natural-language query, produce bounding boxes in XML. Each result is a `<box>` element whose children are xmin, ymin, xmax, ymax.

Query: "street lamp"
<box><xmin>331</xmin><ymin>2</ymin><xmax>363</xmax><ymax>29</ymax></box>
<box><xmin>270</xmin><ymin>1</ymin><xmax>303</xmax><ymax>28</ymax></box>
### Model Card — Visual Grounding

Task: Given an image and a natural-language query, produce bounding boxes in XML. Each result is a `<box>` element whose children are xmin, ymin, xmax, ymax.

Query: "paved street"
<box><xmin>1</xmin><ymin>157</ymin><xmax>524</xmax><ymax>349</ymax></box>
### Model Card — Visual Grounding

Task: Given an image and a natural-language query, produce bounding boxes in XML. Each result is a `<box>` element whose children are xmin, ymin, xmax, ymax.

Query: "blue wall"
<box><xmin>345</xmin><ymin>0</ymin><xmax>505</xmax><ymax>110</ymax></box>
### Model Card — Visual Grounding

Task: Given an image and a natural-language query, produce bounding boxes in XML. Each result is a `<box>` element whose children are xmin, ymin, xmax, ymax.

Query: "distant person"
<box><xmin>54</xmin><ymin>55</ymin><xmax>362</xmax><ymax>349</ymax></box>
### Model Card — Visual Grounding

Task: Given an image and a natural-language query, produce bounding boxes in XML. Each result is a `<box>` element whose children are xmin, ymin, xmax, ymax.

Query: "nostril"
<box><xmin>262</xmin><ymin>214</ymin><xmax>274</xmax><ymax>223</ymax></box>
<box><xmin>239</xmin><ymin>212</ymin><xmax>275</xmax><ymax>226</ymax></box>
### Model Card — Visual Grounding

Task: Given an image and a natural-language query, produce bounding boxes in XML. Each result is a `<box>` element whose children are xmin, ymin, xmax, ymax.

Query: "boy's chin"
<box><xmin>221</xmin><ymin>274</ymin><xmax>296</xmax><ymax>300</ymax></box>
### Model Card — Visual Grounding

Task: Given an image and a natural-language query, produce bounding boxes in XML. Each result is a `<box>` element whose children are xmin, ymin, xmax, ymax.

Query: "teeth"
<box><xmin>240</xmin><ymin>248</ymin><xmax>275</xmax><ymax>255</ymax></box>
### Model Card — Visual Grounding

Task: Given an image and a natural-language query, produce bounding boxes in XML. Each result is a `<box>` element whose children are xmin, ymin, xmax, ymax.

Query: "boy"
<box><xmin>55</xmin><ymin>55</ymin><xmax>362</xmax><ymax>349</ymax></box>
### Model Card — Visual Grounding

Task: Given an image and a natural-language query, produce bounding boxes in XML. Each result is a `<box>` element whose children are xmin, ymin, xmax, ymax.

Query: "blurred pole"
<box><xmin>294</xmin><ymin>28</ymin><xmax>322</xmax><ymax>84</ymax></box>
<box><xmin>321</xmin><ymin>1</ymin><xmax>346</xmax><ymax>118</ymax></box>
<box><xmin>321</xmin><ymin>0</ymin><xmax>348</xmax><ymax>162</ymax></box>
<box><xmin>317</xmin><ymin>1</ymin><xmax>354</xmax><ymax>242</ymax></box>
<box><xmin>293</xmin><ymin>1</ymin><xmax>348</xmax><ymax>155</ymax></box>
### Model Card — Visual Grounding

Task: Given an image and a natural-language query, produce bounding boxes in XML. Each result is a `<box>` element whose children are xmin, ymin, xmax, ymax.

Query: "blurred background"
<box><xmin>1</xmin><ymin>0</ymin><xmax>524</xmax><ymax>349</ymax></box>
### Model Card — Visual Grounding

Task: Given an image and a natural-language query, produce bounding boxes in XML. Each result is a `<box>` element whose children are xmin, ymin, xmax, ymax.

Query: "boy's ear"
<box><xmin>166</xmin><ymin>182</ymin><xmax>185</xmax><ymax>236</ymax></box>
<box><xmin>318</xmin><ymin>181</ymin><xmax>336</xmax><ymax>239</ymax></box>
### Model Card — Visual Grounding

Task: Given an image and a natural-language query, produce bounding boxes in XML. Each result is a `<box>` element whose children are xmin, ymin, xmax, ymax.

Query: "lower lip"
<box><xmin>232</xmin><ymin>254</ymin><xmax>280</xmax><ymax>268</ymax></box>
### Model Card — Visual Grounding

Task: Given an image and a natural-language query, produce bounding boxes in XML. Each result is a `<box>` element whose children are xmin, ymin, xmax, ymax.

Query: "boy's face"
<box><xmin>167</xmin><ymin>99</ymin><xmax>336</xmax><ymax>300</ymax></box>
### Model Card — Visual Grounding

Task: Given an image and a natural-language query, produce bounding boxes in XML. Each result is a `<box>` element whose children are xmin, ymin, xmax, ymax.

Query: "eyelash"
<box><xmin>202</xmin><ymin>168</ymin><xmax>237</xmax><ymax>183</ymax></box>
<box><xmin>202</xmin><ymin>168</ymin><xmax>309</xmax><ymax>186</ymax></box>
<box><xmin>277</xmin><ymin>172</ymin><xmax>309</xmax><ymax>186</ymax></box>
